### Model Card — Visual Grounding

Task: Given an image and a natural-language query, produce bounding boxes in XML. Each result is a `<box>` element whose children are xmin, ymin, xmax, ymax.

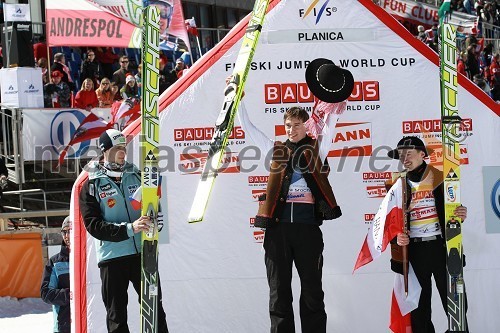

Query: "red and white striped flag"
<box><xmin>353</xmin><ymin>178</ymin><xmax>421</xmax><ymax>333</ymax></box>
<box><xmin>110</xmin><ymin>98</ymin><xmax>140</xmax><ymax>126</ymax></box>
<box><xmin>58</xmin><ymin>112</ymin><xmax>112</xmax><ymax>165</ymax></box>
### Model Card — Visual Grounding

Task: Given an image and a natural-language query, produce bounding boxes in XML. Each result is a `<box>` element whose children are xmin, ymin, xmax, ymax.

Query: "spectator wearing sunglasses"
<box><xmin>41</xmin><ymin>216</ymin><xmax>71</xmax><ymax>333</ymax></box>
<box><xmin>96</xmin><ymin>78</ymin><xmax>117</xmax><ymax>108</ymax></box>
<box><xmin>112</xmin><ymin>56</ymin><xmax>130</xmax><ymax>90</ymax></box>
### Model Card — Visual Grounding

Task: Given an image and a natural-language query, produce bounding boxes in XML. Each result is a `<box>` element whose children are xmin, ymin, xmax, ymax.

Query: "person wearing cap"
<box><xmin>163</xmin><ymin>58</ymin><xmax>185</xmax><ymax>89</ymax></box>
<box><xmin>237</xmin><ymin>58</ymin><xmax>353</xmax><ymax>332</ymax></box>
<box><xmin>79</xmin><ymin>129</ymin><xmax>169</xmax><ymax>333</ymax></box>
<box><xmin>44</xmin><ymin>70</ymin><xmax>71</xmax><ymax>108</ymax></box>
<box><xmin>40</xmin><ymin>216</ymin><xmax>71</xmax><ymax>333</ymax></box>
<box><xmin>387</xmin><ymin>136</ymin><xmax>469</xmax><ymax>332</ymax></box>
<box><xmin>120</xmin><ymin>74</ymin><xmax>139</xmax><ymax>100</ymax></box>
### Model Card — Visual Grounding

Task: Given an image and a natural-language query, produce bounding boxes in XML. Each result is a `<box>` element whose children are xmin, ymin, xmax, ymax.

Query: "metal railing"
<box><xmin>1</xmin><ymin>105</ymin><xmax>24</xmax><ymax>185</ymax></box>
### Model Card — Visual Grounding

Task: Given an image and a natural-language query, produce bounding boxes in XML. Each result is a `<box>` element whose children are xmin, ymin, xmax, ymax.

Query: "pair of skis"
<box><xmin>188</xmin><ymin>0</ymin><xmax>270</xmax><ymax>223</ymax></box>
<box><xmin>440</xmin><ymin>17</ymin><xmax>467</xmax><ymax>332</ymax></box>
<box><xmin>140</xmin><ymin>3</ymin><xmax>161</xmax><ymax>333</ymax></box>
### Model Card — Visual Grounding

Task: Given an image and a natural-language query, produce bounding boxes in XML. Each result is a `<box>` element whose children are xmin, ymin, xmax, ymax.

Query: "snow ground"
<box><xmin>0</xmin><ymin>297</ymin><xmax>52</xmax><ymax>333</ymax></box>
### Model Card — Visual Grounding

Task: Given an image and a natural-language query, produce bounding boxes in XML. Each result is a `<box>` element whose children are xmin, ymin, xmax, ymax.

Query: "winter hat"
<box><xmin>61</xmin><ymin>216</ymin><xmax>71</xmax><ymax>231</ymax></box>
<box><xmin>387</xmin><ymin>136</ymin><xmax>433</xmax><ymax>159</ymax></box>
<box><xmin>417</xmin><ymin>25</ymin><xmax>425</xmax><ymax>32</ymax></box>
<box><xmin>176</xmin><ymin>58</ymin><xmax>184</xmax><ymax>64</ymax></box>
<box><xmin>99</xmin><ymin>129</ymin><xmax>126</xmax><ymax>152</ymax></box>
<box><xmin>305</xmin><ymin>58</ymin><xmax>355</xmax><ymax>103</ymax></box>
<box><xmin>51</xmin><ymin>70</ymin><xmax>63</xmax><ymax>78</ymax></box>
<box><xmin>126</xmin><ymin>75</ymin><xmax>135</xmax><ymax>84</ymax></box>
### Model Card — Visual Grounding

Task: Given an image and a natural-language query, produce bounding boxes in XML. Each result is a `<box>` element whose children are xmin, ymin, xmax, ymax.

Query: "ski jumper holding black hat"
<box><xmin>238</xmin><ymin>102</ymin><xmax>341</xmax><ymax>333</ymax></box>
<box><xmin>388</xmin><ymin>136</ymin><xmax>468</xmax><ymax>333</ymax></box>
<box><xmin>235</xmin><ymin>58</ymin><xmax>351</xmax><ymax>332</ymax></box>
<box><xmin>41</xmin><ymin>217</ymin><xmax>71</xmax><ymax>333</ymax></box>
<box><xmin>79</xmin><ymin>129</ymin><xmax>169</xmax><ymax>333</ymax></box>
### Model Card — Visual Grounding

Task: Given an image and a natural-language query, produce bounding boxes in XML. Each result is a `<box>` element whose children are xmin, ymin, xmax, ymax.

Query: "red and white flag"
<box><xmin>185</xmin><ymin>17</ymin><xmax>198</xmax><ymax>36</ymax></box>
<box><xmin>390</xmin><ymin>264</ymin><xmax>421</xmax><ymax>333</ymax></box>
<box><xmin>58</xmin><ymin>112</ymin><xmax>112</xmax><ymax>165</ymax></box>
<box><xmin>353</xmin><ymin>178</ymin><xmax>421</xmax><ymax>333</ymax></box>
<box><xmin>110</xmin><ymin>98</ymin><xmax>141</xmax><ymax>126</ymax></box>
<box><xmin>354</xmin><ymin>178</ymin><xmax>405</xmax><ymax>269</ymax></box>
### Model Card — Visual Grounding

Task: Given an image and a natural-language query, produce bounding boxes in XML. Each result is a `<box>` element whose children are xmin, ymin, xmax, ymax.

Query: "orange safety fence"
<box><xmin>0</xmin><ymin>233</ymin><xmax>43</xmax><ymax>298</ymax></box>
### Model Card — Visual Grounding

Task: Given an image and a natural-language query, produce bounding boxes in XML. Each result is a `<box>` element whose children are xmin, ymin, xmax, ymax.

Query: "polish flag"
<box><xmin>389</xmin><ymin>264</ymin><xmax>421</xmax><ymax>333</ymax></box>
<box><xmin>353</xmin><ymin>178</ymin><xmax>404</xmax><ymax>269</ymax></box>
<box><xmin>185</xmin><ymin>17</ymin><xmax>198</xmax><ymax>36</ymax></box>
<box><xmin>353</xmin><ymin>178</ymin><xmax>421</xmax><ymax>333</ymax></box>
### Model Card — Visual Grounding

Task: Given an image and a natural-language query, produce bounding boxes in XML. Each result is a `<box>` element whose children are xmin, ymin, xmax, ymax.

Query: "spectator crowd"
<box><xmin>31</xmin><ymin>40</ymin><xmax>189</xmax><ymax>109</ymax></box>
<box><xmin>414</xmin><ymin>0</ymin><xmax>500</xmax><ymax>102</ymax></box>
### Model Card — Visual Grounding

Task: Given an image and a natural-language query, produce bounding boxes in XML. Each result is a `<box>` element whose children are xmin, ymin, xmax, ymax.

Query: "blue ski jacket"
<box><xmin>40</xmin><ymin>244</ymin><xmax>70</xmax><ymax>333</ymax></box>
<box><xmin>79</xmin><ymin>161</ymin><xmax>142</xmax><ymax>265</ymax></box>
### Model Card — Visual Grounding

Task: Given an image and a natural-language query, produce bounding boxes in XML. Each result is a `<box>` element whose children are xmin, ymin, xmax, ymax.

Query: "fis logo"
<box><xmin>28</xmin><ymin>84</ymin><xmax>35</xmax><ymax>90</ymax></box>
<box><xmin>299</xmin><ymin>0</ymin><xmax>337</xmax><ymax>24</ymax></box>
<box><xmin>8</xmin><ymin>85</ymin><xmax>14</xmax><ymax>90</ymax></box>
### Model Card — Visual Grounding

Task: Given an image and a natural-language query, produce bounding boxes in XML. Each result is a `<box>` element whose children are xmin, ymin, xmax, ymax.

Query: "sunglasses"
<box><xmin>121</xmin><ymin>61</ymin><xmax>129</xmax><ymax>63</ymax></box>
<box><xmin>102</xmin><ymin>82</ymin><xmax>110</xmax><ymax>85</ymax></box>
<box><xmin>61</xmin><ymin>230</ymin><xmax>70</xmax><ymax>235</ymax></box>
<box><xmin>88</xmin><ymin>53</ymin><xmax>95</xmax><ymax>56</ymax></box>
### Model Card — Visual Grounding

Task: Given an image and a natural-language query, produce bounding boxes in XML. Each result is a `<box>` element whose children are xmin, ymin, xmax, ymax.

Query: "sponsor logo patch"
<box><xmin>107</xmin><ymin>198</ymin><xmax>116</xmax><ymax>208</ymax></box>
<box><xmin>99</xmin><ymin>189</ymin><xmax>118</xmax><ymax>199</ymax></box>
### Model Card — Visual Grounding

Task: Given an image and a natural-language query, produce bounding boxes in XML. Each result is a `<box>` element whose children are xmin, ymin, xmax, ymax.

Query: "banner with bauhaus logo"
<box><xmin>70</xmin><ymin>1</ymin><xmax>500</xmax><ymax>332</ymax></box>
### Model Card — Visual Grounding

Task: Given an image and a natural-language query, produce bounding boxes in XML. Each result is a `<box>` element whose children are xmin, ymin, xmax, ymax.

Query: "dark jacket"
<box><xmin>40</xmin><ymin>245</ymin><xmax>70</xmax><ymax>333</ymax></box>
<box><xmin>80</xmin><ymin>60</ymin><xmax>101</xmax><ymax>82</ymax></box>
<box><xmin>254</xmin><ymin>135</ymin><xmax>341</xmax><ymax>228</ymax></box>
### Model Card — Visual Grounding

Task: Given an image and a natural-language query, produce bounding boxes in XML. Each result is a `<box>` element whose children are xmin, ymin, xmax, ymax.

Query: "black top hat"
<box><xmin>305</xmin><ymin>58</ymin><xmax>355</xmax><ymax>103</ymax></box>
<box><xmin>387</xmin><ymin>136</ymin><xmax>433</xmax><ymax>159</ymax></box>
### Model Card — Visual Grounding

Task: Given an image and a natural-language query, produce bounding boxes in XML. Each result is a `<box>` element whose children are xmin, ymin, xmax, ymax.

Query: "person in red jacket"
<box><xmin>75</xmin><ymin>78</ymin><xmax>99</xmax><ymax>110</ymax></box>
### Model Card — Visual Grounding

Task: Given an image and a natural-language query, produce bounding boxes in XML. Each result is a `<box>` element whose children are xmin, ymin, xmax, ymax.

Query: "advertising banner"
<box><xmin>45</xmin><ymin>0</ymin><xmax>142</xmax><ymax>48</ymax></box>
<box><xmin>22</xmin><ymin>108</ymin><xmax>112</xmax><ymax>161</ymax></box>
<box><xmin>70</xmin><ymin>1</ymin><xmax>500</xmax><ymax>332</ymax></box>
<box><xmin>46</xmin><ymin>0</ymin><xmax>190</xmax><ymax>52</ymax></box>
<box><xmin>0</xmin><ymin>68</ymin><xmax>44</xmax><ymax>108</ymax></box>
<box><xmin>379</xmin><ymin>0</ymin><xmax>476</xmax><ymax>31</ymax></box>
<box><xmin>3</xmin><ymin>3</ymin><xmax>31</xmax><ymax>22</ymax></box>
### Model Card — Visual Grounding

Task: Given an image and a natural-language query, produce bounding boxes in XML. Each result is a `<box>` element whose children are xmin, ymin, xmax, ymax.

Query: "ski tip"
<box><xmin>188</xmin><ymin>216</ymin><xmax>204</xmax><ymax>223</ymax></box>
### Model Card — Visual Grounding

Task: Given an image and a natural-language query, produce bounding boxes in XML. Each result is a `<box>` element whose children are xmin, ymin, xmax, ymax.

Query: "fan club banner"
<box><xmin>69</xmin><ymin>1</ymin><xmax>500</xmax><ymax>332</ymax></box>
<box><xmin>379</xmin><ymin>0</ymin><xmax>476</xmax><ymax>31</ymax></box>
<box><xmin>46</xmin><ymin>0</ymin><xmax>189</xmax><ymax>50</ymax></box>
